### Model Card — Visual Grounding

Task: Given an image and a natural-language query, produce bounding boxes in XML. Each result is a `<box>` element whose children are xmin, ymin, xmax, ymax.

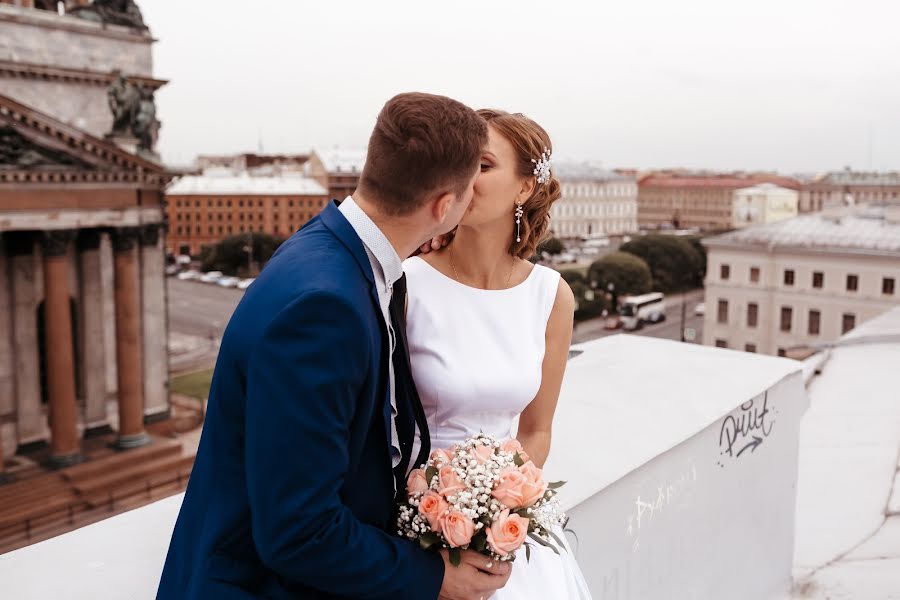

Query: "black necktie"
<box><xmin>388</xmin><ymin>274</ymin><xmax>431</xmax><ymax>495</ymax></box>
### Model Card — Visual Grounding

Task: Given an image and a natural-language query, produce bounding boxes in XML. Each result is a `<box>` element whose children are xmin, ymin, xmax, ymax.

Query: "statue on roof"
<box><xmin>106</xmin><ymin>72</ymin><xmax>160</xmax><ymax>156</ymax></box>
<box><xmin>70</xmin><ymin>0</ymin><xmax>148</xmax><ymax>31</ymax></box>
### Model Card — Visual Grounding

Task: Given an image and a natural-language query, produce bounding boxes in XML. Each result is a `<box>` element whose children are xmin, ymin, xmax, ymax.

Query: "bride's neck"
<box><xmin>448</xmin><ymin>225</ymin><xmax>518</xmax><ymax>289</ymax></box>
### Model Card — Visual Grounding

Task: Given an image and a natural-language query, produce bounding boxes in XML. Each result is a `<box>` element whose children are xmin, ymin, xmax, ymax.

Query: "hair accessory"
<box><xmin>531</xmin><ymin>148</ymin><xmax>552</xmax><ymax>185</ymax></box>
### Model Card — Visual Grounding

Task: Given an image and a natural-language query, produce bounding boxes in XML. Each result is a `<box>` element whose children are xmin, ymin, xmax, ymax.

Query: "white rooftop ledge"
<box><xmin>0</xmin><ymin>335</ymin><xmax>809</xmax><ymax>599</ymax></box>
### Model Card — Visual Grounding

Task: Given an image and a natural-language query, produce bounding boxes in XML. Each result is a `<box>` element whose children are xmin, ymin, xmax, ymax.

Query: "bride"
<box><xmin>405</xmin><ymin>109</ymin><xmax>592</xmax><ymax>599</ymax></box>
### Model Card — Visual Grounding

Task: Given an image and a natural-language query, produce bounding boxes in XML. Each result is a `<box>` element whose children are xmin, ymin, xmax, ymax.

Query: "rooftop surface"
<box><xmin>704</xmin><ymin>206</ymin><xmax>900</xmax><ymax>254</ymax></box>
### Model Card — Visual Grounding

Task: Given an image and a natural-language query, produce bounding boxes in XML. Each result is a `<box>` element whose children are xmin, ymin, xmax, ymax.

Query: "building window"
<box><xmin>745</xmin><ymin>343</ymin><xmax>757</xmax><ymax>353</ymax></box>
<box><xmin>884</xmin><ymin>277</ymin><xmax>896</xmax><ymax>295</ymax></box>
<box><xmin>720</xmin><ymin>264</ymin><xmax>730</xmax><ymax>280</ymax></box>
<box><xmin>777</xmin><ymin>348</ymin><xmax>786</xmax><ymax>357</ymax></box>
<box><xmin>812</xmin><ymin>271</ymin><xmax>824</xmax><ymax>289</ymax></box>
<box><xmin>808</xmin><ymin>310</ymin><xmax>821</xmax><ymax>335</ymax></box>
<box><xmin>747</xmin><ymin>302</ymin><xmax>758</xmax><ymax>327</ymax></box>
<box><xmin>842</xmin><ymin>313</ymin><xmax>856</xmax><ymax>334</ymax></box>
<box><xmin>715</xmin><ymin>339</ymin><xmax>728</xmax><ymax>348</ymax></box>
<box><xmin>784</xmin><ymin>269</ymin><xmax>795</xmax><ymax>286</ymax></box>
<box><xmin>750</xmin><ymin>267</ymin><xmax>760</xmax><ymax>283</ymax></box>
<box><xmin>780</xmin><ymin>306</ymin><xmax>792</xmax><ymax>332</ymax></box>
<box><xmin>717</xmin><ymin>299</ymin><xmax>728</xmax><ymax>324</ymax></box>
<box><xmin>846</xmin><ymin>274</ymin><xmax>859</xmax><ymax>292</ymax></box>
<box><xmin>239</xmin><ymin>200</ymin><xmax>244</xmax><ymax>207</ymax></box>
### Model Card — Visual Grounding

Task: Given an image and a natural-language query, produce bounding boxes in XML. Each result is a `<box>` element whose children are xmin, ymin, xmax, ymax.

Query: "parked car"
<box><xmin>237</xmin><ymin>278</ymin><xmax>255</xmax><ymax>290</ymax></box>
<box><xmin>199</xmin><ymin>271</ymin><xmax>224</xmax><ymax>283</ymax></box>
<box><xmin>554</xmin><ymin>252</ymin><xmax>577</xmax><ymax>264</ymax></box>
<box><xmin>176</xmin><ymin>270</ymin><xmax>200</xmax><ymax>281</ymax></box>
<box><xmin>694</xmin><ymin>302</ymin><xmax>706</xmax><ymax>316</ymax></box>
<box><xmin>165</xmin><ymin>264</ymin><xmax>180</xmax><ymax>276</ymax></box>
<box><xmin>603</xmin><ymin>315</ymin><xmax>622</xmax><ymax>330</ymax></box>
<box><xmin>216</xmin><ymin>276</ymin><xmax>241</xmax><ymax>288</ymax></box>
<box><xmin>175</xmin><ymin>254</ymin><xmax>192</xmax><ymax>266</ymax></box>
<box><xmin>580</xmin><ymin>246</ymin><xmax>601</xmax><ymax>257</ymax></box>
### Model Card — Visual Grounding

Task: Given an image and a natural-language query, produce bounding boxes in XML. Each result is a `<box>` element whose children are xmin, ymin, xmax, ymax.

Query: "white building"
<box><xmin>732</xmin><ymin>183</ymin><xmax>799</xmax><ymax>228</ymax></box>
<box><xmin>550</xmin><ymin>163</ymin><xmax>638</xmax><ymax>238</ymax></box>
<box><xmin>702</xmin><ymin>205</ymin><xmax>900</xmax><ymax>356</ymax></box>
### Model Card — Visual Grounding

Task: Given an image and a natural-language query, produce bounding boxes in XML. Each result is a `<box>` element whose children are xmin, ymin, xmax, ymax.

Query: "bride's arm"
<box><xmin>517</xmin><ymin>277</ymin><xmax>575</xmax><ymax>468</ymax></box>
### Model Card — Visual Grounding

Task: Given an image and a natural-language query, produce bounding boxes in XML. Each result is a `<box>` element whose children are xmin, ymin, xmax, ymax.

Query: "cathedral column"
<box><xmin>140</xmin><ymin>223</ymin><xmax>170</xmax><ymax>421</ymax></box>
<box><xmin>41</xmin><ymin>230</ymin><xmax>83</xmax><ymax>467</ymax></box>
<box><xmin>7</xmin><ymin>232</ymin><xmax>47</xmax><ymax>448</ymax></box>
<box><xmin>111</xmin><ymin>227</ymin><xmax>150</xmax><ymax>449</ymax></box>
<box><xmin>77</xmin><ymin>229</ymin><xmax>109</xmax><ymax>434</ymax></box>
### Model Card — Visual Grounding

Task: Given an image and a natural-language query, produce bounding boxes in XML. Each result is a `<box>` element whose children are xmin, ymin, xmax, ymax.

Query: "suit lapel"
<box><xmin>320</xmin><ymin>200</ymin><xmax>395</xmax><ymax>464</ymax></box>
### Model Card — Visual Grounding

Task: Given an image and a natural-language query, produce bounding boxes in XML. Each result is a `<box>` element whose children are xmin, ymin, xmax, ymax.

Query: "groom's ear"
<box><xmin>432</xmin><ymin>191</ymin><xmax>456</xmax><ymax>224</ymax></box>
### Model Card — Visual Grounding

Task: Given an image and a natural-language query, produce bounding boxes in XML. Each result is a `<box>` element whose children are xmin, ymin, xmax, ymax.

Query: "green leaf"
<box><xmin>546</xmin><ymin>528</ymin><xmax>568</xmax><ymax>553</ymax></box>
<box><xmin>547</xmin><ymin>480</ymin><xmax>567</xmax><ymax>490</ymax></box>
<box><xmin>419</xmin><ymin>531</ymin><xmax>440</xmax><ymax>551</ymax></box>
<box><xmin>449</xmin><ymin>547</ymin><xmax>461</xmax><ymax>567</ymax></box>
<box><xmin>525</xmin><ymin>542</ymin><xmax>532</xmax><ymax>563</ymax></box>
<box><xmin>425</xmin><ymin>466</ymin><xmax>438</xmax><ymax>486</ymax></box>
<box><xmin>528</xmin><ymin>532</ymin><xmax>560</xmax><ymax>555</ymax></box>
<box><xmin>470</xmin><ymin>533</ymin><xmax>487</xmax><ymax>553</ymax></box>
<box><xmin>513</xmin><ymin>453</ymin><xmax>525</xmax><ymax>467</ymax></box>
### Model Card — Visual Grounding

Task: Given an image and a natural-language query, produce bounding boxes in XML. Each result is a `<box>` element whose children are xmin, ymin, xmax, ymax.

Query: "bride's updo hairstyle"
<box><xmin>476</xmin><ymin>109</ymin><xmax>562</xmax><ymax>260</ymax></box>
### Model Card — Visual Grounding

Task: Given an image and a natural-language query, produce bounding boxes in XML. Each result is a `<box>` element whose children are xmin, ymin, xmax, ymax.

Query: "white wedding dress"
<box><xmin>404</xmin><ymin>256</ymin><xmax>592</xmax><ymax>600</ymax></box>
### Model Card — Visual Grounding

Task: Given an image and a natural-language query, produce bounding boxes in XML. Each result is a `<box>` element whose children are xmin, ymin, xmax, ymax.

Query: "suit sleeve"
<box><xmin>244</xmin><ymin>290</ymin><xmax>444</xmax><ymax>598</ymax></box>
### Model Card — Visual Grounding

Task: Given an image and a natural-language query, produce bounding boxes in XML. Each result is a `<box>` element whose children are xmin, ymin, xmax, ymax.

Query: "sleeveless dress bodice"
<box><xmin>403</xmin><ymin>256</ymin><xmax>560</xmax><ymax>450</ymax></box>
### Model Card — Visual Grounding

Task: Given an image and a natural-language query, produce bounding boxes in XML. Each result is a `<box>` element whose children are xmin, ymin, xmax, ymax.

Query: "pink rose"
<box><xmin>418</xmin><ymin>490</ymin><xmax>449</xmax><ymax>531</ymax></box>
<box><xmin>472</xmin><ymin>444</ymin><xmax>494</xmax><ymax>465</ymax></box>
<box><xmin>486</xmin><ymin>509</ymin><xmax>529</xmax><ymax>557</ymax></box>
<box><xmin>430</xmin><ymin>448</ymin><xmax>453</xmax><ymax>465</ymax></box>
<box><xmin>437</xmin><ymin>465</ymin><xmax>466</xmax><ymax>498</ymax></box>
<box><xmin>500</xmin><ymin>438</ymin><xmax>530</xmax><ymax>462</ymax></box>
<box><xmin>491</xmin><ymin>466</ymin><xmax>527</xmax><ymax>509</ymax></box>
<box><xmin>519</xmin><ymin>460</ymin><xmax>548</xmax><ymax>507</ymax></box>
<box><xmin>406</xmin><ymin>469</ymin><xmax>429</xmax><ymax>496</ymax></box>
<box><xmin>440</xmin><ymin>510</ymin><xmax>475</xmax><ymax>548</ymax></box>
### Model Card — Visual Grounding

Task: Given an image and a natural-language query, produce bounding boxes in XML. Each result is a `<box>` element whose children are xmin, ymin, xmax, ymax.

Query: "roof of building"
<box><xmin>789</xmin><ymin>305</ymin><xmax>900</xmax><ymax>597</ymax></box>
<box><xmin>165</xmin><ymin>174</ymin><xmax>327</xmax><ymax>196</ymax></box>
<box><xmin>814</xmin><ymin>170</ymin><xmax>900</xmax><ymax>187</ymax></box>
<box><xmin>315</xmin><ymin>148</ymin><xmax>367</xmax><ymax>174</ymax></box>
<box><xmin>639</xmin><ymin>173</ymin><xmax>801</xmax><ymax>190</ymax></box>
<box><xmin>704</xmin><ymin>205</ymin><xmax>900</xmax><ymax>254</ymax></box>
<box><xmin>734</xmin><ymin>183</ymin><xmax>799</xmax><ymax>194</ymax></box>
<box><xmin>553</xmin><ymin>161</ymin><xmax>634</xmax><ymax>182</ymax></box>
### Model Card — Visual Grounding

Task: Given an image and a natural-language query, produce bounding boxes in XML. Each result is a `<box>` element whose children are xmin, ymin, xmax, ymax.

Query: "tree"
<box><xmin>537</xmin><ymin>237</ymin><xmax>565</xmax><ymax>256</ymax></box>
<box><xmin>200</xmin><ymin>232</ymin><xmax>285</xmax><ymax>276</ymax></box>
<box><xmin>620</xmin><ymin>234</ymin><xmax>704</xmax><ymax>293</ymax></box>
<box><xmin>587</xmin><ymin>252</ymin><xmax>653</xmax><ymax>304</ymax></box>
<box><xmin>685</xmin><ymin>235</ymin><xmax>708</xmax><ymax>287</ymax></box>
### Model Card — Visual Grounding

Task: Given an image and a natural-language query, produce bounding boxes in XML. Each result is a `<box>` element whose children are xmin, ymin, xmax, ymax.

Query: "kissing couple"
<box><xmin>158</xmin><ymin>92</ymin><xmax>591</xmax><ymax>599</ymax></box>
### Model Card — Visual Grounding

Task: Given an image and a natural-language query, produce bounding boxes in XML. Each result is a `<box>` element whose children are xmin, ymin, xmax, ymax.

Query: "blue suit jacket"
<box><xmin>157</xmin><ymin>201</ymin><xmax>444</xmax><ymax>599</ymax></box>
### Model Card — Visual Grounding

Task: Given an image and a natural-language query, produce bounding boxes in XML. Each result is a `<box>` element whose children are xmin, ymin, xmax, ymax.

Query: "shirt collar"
<box><xmin>338</xmin><ymin>196</ymin><xmax>403</xmax><ymax>289</ymax></box>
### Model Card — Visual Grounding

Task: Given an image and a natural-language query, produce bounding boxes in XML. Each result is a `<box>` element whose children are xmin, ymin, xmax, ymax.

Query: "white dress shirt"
<box><xmin>338</xmin><ymin>196</ymin><xmax>403</xmax><ymax>473</ymax></box>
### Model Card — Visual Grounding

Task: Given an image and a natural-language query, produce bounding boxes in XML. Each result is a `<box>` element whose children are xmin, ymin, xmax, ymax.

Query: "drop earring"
<box><xmin>515</xmin><ymin>203</ymin><xmax>524</xmax><ymax>243</ymax></box>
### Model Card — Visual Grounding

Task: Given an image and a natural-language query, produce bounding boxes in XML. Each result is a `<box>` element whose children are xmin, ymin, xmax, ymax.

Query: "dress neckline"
<box><xmin>410</xmin><ymin>255</ymin><xmax>540</xmax><ymax>294</ymax></box>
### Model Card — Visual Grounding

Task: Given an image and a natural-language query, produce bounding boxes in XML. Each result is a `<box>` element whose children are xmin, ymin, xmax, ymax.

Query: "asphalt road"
<box><xmin>572</xmin><ymin>289</ymin><xmax>706</xmax><ymax>345</ymax></box>
<box><xmin>167</xmin><ymin>278</ymin><xmax>243</xmax><ymax>340</ymax></box>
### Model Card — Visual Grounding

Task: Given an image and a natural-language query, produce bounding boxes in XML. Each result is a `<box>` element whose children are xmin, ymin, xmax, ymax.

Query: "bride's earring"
<box><xmin>515</xmin><ymin>203</ymin><xmax>524</xmax><ymax>243</ymax></box>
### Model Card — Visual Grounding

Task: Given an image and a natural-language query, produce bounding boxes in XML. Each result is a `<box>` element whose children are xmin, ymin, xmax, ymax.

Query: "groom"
<box><xmin>157</xmin><ymin>93</ymin><xmax>511</xmax><ymax>599</ymax></box>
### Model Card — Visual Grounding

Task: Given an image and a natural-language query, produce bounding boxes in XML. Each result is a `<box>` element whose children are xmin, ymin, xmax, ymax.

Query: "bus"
<box><xmin>620</xmin><ymin>292</ymin><xmax>666</xmax><ymax>330</ymax></box>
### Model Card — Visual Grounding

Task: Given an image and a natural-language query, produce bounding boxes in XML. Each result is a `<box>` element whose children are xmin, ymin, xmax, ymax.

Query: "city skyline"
<box><xmin>141</xmin><ymin>0</ymin><xmax>900</xmax><ymax>173</ymax></box>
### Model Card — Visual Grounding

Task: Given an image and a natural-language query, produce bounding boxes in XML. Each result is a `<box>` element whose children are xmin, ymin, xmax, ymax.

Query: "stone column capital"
<box><xmin>76</xmin><ymin>228</ymin><xmax>103</xmax><ymax>252</ymax></box>
<box><xmin>110</xmin><ymin>227</ymin><xmax>141</xmax><ymax>252</ymax></box>
<box><xmin>4</xmin><ymin>231</ymin><xmax>35</xmax><ymax>257</ymax></box>
<box><xmin>139</xmin><ymin>223</ymin><xmax>161</xmax><ymax>247</ymax></box>
<box><xmin>41</xmin><ymin>230</ymin><xmax>76</xmax><ymax>258</ymax></box>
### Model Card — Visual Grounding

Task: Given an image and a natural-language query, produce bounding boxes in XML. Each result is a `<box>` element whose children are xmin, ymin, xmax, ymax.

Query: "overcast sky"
<box><xmin>140</xmin><ymin>0</ymin><xmax>900</xmax><ymax>174</ymax></box>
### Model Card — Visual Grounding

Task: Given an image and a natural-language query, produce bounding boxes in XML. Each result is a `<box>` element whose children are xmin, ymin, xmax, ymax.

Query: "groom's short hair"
<box><xmin>358</xmin><ymin>92</ymin><xmax>487</xmax><ymax>216</ymax></box>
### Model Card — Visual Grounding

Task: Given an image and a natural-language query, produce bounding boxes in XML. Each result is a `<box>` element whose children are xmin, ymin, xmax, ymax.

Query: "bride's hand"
<box><xmin>416</xmin><ymin>228</ymin><xmax>456</xmax><ymax>256</ymax></box>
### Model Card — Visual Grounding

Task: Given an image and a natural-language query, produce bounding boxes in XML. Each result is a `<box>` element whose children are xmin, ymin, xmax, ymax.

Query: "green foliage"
<box><xmin>170</xmin><ymin>368</ymin><xmax>214</xmax><ymax>400</ymax></box>
<box><xmin>537</xmin><ymin>237</ymin><xmax>565</xmax><ymax>255</ymax></box>
<box><xmin>587</xmin><ymin>252</ymin><xmax>653</xmax><ymax>297</ymax></box>
<box><xmin>619</xmin><ymin>234</ymin><xmax>704</xmax><ymax>293</ymax></box>
<box><xmin>200</xmin><ymin>232</ymin><xmax>285</xmax><ymax>276</ymax></box>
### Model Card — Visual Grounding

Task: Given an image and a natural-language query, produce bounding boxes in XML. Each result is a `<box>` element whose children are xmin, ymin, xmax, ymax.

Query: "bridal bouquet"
<box><xmin>396</xmin><ymin>433</ymin><xmax>568</xmax><ymax>564</ymax></box>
